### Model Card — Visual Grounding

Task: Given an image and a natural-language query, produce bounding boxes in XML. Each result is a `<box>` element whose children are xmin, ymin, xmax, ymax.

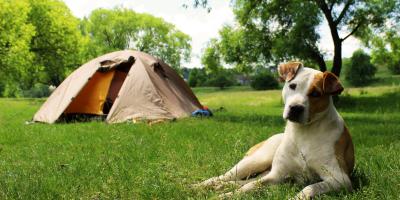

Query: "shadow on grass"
<box><xmin>336</xmin><ymin>90</ymin><xmax>400</xmax><ymax>113</ymax></box>
<box><xmin>351</xmin><ymin>167</ymin><xmax>370</xmax><ymax>192</ymax></box>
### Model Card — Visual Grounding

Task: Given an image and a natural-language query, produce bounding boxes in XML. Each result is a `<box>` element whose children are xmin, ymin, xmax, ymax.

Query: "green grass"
<box><xmin>0</xmin><ymin>85</ymin><xmax>399</xmax><ymax>199</ymax></box>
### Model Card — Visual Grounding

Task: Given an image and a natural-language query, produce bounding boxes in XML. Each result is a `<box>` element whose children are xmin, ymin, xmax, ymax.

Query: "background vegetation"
<box><xmin>2</xmin><ymin>0</ymin><xmax>400</xmax><ymax>97</ymax></box>
<box><xmin>0</xmin><ymin>0</ymin><xmax>190</xmax><ymax>97</ymax></box>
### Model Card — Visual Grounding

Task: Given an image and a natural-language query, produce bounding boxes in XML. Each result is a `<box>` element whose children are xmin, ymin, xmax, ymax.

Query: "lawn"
<box><xmin>0</xmin><ymin>85</ymin><xmax>399</xmax><ymax>199</ymax></box>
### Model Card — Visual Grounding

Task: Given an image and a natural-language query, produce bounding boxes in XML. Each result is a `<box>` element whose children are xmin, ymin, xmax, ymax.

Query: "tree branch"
<box><xmin>329</xmin><ymin>2</ymin><xmax>335</xmax><ymax>11</ymax></box>
<box><xmin>334</xmin><ymin>0</ymin><xmax>354</xmax><ymax>25</ymax></box>
<box><xmin>341</xmin><ymin>22</ymin><xmax>362</xmax><ymax>41</ymax></box>
<box><xmin>315</xmin><ymin>0</ymin><xmax>340</xmax><ymax>41</ymax></box>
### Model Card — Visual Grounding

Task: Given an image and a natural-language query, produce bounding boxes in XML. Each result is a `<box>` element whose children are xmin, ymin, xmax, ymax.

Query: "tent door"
<box><xmin>102</xmin><ymin>57</ymin><xmax>134</xmax><ymax>114</ymax></box>
<box><xmin>63</xmin><ymin>70</ymin><xmax>116</xmax><ymax>115</ymax></box>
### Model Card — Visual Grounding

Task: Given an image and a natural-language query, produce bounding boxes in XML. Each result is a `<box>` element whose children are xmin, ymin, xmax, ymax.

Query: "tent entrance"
<box><xmin>102</xmin><ymin>57</ymin><xmax>133</xmax><ymax>114</ymax></box>
<box><xmin>61</xmin><ymin>57</ymin><xmax>134</xmax><ymax>121</ymax></box>
<box><xmin>63</xmin><ymin>70</ymin><xmax>115</xmax><ymax>116</ymax></box>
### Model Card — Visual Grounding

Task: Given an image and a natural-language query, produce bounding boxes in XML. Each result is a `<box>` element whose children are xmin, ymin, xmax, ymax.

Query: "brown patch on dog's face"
<box><xmin>307</xmin><ymin>71</ymin><xmax>343</xmax><ymax>118</ymax></box>
<box><xmin>308</xmin><ymin>72</ymin><xmax>330</xmax><ymax>117</ymax></box>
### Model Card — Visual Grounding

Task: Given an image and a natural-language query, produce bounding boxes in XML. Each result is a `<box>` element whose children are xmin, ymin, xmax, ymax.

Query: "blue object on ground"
<box><xmin>191</xmin><ymin>109</ymin><xmax>213</xmax><ymax>117</ymax></box>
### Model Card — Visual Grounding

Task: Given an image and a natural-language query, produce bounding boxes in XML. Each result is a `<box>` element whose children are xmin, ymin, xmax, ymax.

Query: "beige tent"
<box><xmin>33</xmin><ymin>50</ymin><xmax>202</xmax><ymax>123</ymax></box>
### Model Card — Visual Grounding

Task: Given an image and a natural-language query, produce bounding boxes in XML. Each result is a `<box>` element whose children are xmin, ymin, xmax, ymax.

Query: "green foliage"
<box><xmin>218</xmin><ymin>25</ymin><xmax>267</xmax><ymax>74</ymax></box>
<box><xmin>205</xmin><ymin>71</ymin><xmax>235</xmax><ymax>90</ymax></box>
<box><xmin>22</xmin><ymin>83</ymin><xmax>51</xmax><ymax>98</ymax></box>
<box><xmin>81</xmin><ymin>8</ymin><xmax>191</xmax><ymax>71</ymax></box>
<box><xmin>188</xmin><ymin>67</ymin><xmax>236</xmax><ymax>89</ymax></box>
<box><xmin>345</xmin><ymin>50</ymin><xmax>377</xmax><ymax>86</ymax></box>
<box><xmin>201</xmin><ymin>39</ymin><xmax>222</xmax><ymax>74</ymax></box>
<box><xmin>28</xmin><ymin>0</ymin><xmax>86</xmax><ymax>86</ymax></box>
<box><xmin>0</xmin><ymin>0</ymin><xmax>35</xmax><ymax>97</ymax></box>
<box><xmin>0</xmin><ymin>3</ymin><xmax>192</xmax><ymax>97</ymax></box>
<box><xmin>250</xmin><ymin>70</ymin><xmax>279</xmax><ymax>90</ymax></box>
<box><xmin>206</xmin><ymin>0</ymin><xmax>399</xmax><ymax>76</ymax></box>
<box><xmin>371</xmin><ymin>30</ymin><xmax>400</xmax><ymax>74</ymax></box>
<box><xmin>188</xmin><ymin>68</ymin><xmax>207</xmax><ymax>87</ymax></box>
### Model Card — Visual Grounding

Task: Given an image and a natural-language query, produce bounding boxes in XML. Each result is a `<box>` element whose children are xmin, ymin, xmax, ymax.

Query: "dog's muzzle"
<box><xmin>287</xmin><ymin>104</ymin><xmax>305</xmax><ymax>123</ymax></box>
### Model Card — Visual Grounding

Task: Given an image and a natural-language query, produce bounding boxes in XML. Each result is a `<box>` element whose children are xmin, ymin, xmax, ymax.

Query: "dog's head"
<box><xmin>278</xmin><ymin>61</ymin><xmax>343</xmax><ymax>124</ymax></box>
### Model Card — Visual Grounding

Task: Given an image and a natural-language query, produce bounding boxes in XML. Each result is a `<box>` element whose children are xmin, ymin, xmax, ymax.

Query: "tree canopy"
<box><xmin>199</xmin><ymin>0</ymin><xmax>399</xmax><ymax>77</ymax></box>
<box><xmin>370</xmin><ymin>18</ymin><xmax>400</xmax><ymax>74</ymax></box>
<box><xmin>29</xmin><ymin>0</ymin><xmax>86</xmax><ymax>86</ymax></box>
<box><xmin>0</xmin><ymin>2</ymin><xmax>192</xmax><ymax>97</ymax></box>
<box><xmin>81</xmin><ymin>8</ymin><xmax>191</xmax><ymax>72</ymax></box>
<box><xmin>0</xmin><ymin>0</ymin><xmax>35</xmax><ymax>96</ymax></box>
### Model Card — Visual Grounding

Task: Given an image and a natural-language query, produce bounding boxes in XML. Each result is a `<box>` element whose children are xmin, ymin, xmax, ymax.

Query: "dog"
<box><xmin>195</xmin><ymin>62</ymin><xmax>354</xmax><ymax>199</ymax></box>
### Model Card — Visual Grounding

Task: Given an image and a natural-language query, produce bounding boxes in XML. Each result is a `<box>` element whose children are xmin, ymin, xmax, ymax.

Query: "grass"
<box><xmin>0</xmin><ymin>84</ymin><xmax>400</xmax><ymax>199</ymax></box>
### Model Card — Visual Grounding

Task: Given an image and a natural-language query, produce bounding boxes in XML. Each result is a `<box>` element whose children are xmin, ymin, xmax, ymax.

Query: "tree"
<box><xmin>201</xmin><ymin>39</ymin><xmax>222</xmax><ymax>73</ymax></box>
<box><xmin>194</xmin><ymin>0</ymin><xmax>399</xmax><ymax>77</ymax></box>
<box><xmin>28</xmin><ymin>0</ymin><xmax>86</xmax><ymax>86</ymax></box>
<box><xmin>345</xmin><ymin>49</ymin><xmax>376</xmax><ymax>86</ymax></box>
<box><xmin>188</xmin><ymin>68</ymin><xmax>207</xmax><ymax>87</ymax></box>
<box><xmin>218</xmin><ymin>25</ymin><xmax>268</xmax><ymax>74</ymax></box>
<box><xmin>205</xmin><ymin>69</ymin><xmax>235</xmax><ymax>89</ymax></box>
<box><xmin>0</xmin><ymin>0</ymin><xmax>35</xmax><ymax>97</ymax></box>
<box><xmin>370</xmin><ymin>30</ymin><xmax>400</xmax><ymax>74</ymax></box>
<box><xmin>81</xmin><ymin>8</ymin><xmax>191</xmax><ymax>72</ymax></box>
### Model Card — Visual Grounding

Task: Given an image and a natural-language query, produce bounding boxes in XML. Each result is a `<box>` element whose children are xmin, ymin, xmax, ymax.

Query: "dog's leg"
<box><xmin>293</xmin><ymin>163</ymin><xmax>352</xmax><ymax>200</ymax></box>
<box><xmin>212</xmin><ymin>170</ymin><xmax>270</xmax><ymax>190</ymax></box>
<box><xmin>195</xmin><ymin>134</ymin><xmax>283</xmax><ymax>188</ymax></box>
<box><xmin>218</xmin><ymin>169</ymin><xmax>285</xmax><ymax>198</ymax></box>
<box><xmin>194</xmin><ymin>155</ymin><xmax>266</xmax><ymax>188</ymax></box>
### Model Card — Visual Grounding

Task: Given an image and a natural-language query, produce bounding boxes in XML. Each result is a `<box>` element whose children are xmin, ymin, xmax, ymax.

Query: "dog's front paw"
<box><xmin>290</xmin><ymin>191</ymin><xmax>311</xmax><ymax>200</ymax></box>
<box><xmin>218</xmin><ymin>192</ymin><xmax>234</xmax><ymax>199</ymax></box>
<box><xmin>191</xmin><ymin>177</ymin><xmax>221</xmax><ymax>189</ymax></box>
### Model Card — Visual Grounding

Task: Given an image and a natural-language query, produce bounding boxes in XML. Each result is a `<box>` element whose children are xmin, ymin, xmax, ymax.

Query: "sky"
<box><xmin>63</xmin><ymin>0</ymin><xmax>362</xmax><ymax>68</ymax></box>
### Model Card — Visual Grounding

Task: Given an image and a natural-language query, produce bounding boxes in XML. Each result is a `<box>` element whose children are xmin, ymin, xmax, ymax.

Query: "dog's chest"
<box><xmin>282</xmin><ymin>124</ymin><xmax>339</xmax><ymax>181</ymax></box>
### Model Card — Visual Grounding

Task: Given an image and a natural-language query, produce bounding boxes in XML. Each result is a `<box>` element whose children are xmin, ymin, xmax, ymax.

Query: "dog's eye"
<box><xmin>289</xmin><ymin>83</ymin><xmax>297</xmax><ymax>90</ymax></box>
<box><xmin>309</xmin><ymin>90</ymin><xmax>321</xmax><ymax>98</ymax></box>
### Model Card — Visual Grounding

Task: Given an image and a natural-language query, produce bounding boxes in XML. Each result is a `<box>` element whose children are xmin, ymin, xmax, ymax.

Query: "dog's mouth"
<box><xmin>287</xmin><ymin>115</ymin><xmax>303</xmax><ymax>123</ymax></box>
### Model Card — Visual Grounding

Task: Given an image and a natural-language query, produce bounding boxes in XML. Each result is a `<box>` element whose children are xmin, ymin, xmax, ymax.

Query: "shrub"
<box><xmin>388</xmin><ymin>60</ymin><xmax>400</xmax><ymax>74</ymax></box>
<box><xmin>1</xmin><ymin>83</ymin><xmax>22</xmax><ymax>97</ymax></box>
<box><xmin>250</xmin><ymin>70</ymin><xmax>279</xmax><ymax>90</ymax></box>
<box><xmin>22</xmin><ymin>83</ymin><xmax>51</xmax><ymax>98</ymax></box>
<box><xmin>345</xmin><ymin>50</ymin><xmax>377</xmax><ymax>86</ymax></box>
<box><xmin>188</xmin><ymin>68</ymin><xmax>207</xmax><ymax>87</ymax></box>
<box><xmin>206</xmin><ymin>72</ymin><xmax>234</xmax><ymax>89</ymax></box>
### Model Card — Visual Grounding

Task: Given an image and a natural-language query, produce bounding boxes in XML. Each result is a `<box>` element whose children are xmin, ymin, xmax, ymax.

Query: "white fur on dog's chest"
<box><xmin>276</xmin><ymin>111</ymin><xmax>344</xmax><ymax>182</ymax></box>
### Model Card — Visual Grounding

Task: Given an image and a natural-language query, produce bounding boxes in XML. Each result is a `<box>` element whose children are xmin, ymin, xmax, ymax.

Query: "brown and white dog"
<box><xmin>195</xmin><ymin>62</ymin><xmax>354</xmax><ymax>199</ymax></box>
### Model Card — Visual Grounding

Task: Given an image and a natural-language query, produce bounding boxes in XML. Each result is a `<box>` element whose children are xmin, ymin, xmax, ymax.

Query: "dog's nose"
<box><xmin>287</xmin><ymin>105</ymin><xmax>305</xmax><ymax>122</ymax></box>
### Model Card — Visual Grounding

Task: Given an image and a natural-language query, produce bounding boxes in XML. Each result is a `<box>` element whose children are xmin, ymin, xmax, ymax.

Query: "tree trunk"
<box><xmin>331</xmin><ymin>40</ymin><xmax>342</xmax><ymax>77</ymax></box>
<box><xmin>316</xmin><ymin>0</ymin><xmax>343</xmax><ymax>77</ymax></box>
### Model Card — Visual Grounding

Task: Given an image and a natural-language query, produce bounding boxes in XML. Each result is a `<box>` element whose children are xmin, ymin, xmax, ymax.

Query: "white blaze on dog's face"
<box><xmin>278</xmin><ymin>62</ymin><xmax>344</xmax><ymax>124</ymax></box>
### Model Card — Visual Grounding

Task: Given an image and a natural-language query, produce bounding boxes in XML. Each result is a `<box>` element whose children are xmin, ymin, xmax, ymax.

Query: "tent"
<box><xmin>33</xmin><ymin>50</ymin><xmax>202</xmax><ymax>123</ymax></box>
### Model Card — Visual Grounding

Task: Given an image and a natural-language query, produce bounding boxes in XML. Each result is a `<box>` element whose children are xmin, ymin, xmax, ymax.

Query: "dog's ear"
<box><xmin>278</xmin><ymin>62</ymin><xmax>303</xmax><ymax>82</ymax></box>
<box><xmin>323</xmin><ymin>72</ymin><xmax>343</xmax><ymax>95</ymax></box>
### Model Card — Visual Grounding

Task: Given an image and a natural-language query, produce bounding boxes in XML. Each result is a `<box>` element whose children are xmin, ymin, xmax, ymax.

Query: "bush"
<box><xmin>250</xmin><ymin>70</ymin><xmax>279</xmax><ymax>90</ymax></box>
<box><xmin>0</xmin><ymin>82</ymin><xmax>22</xmax><ymax>97</ymax></box>
<box><xmin>206</xmin><ymin>72</ymin><xmax>234</xmax><ymax>89</ymax></box>
<box><xmin>188</xmin><ymin>68</ymin><xmax>207</xmax><ymax>87</ymax></box>
<box><xmin>388</xmin><ymin>60</ymin><xmax>400</xmax><ymax>74</ymax></box>
<box><xmin>22</xmin><ymin>83</ymin><xmax>51</xmax><ymax>98</ymax></box>
<box><xmin>345</xmin><ymin>50</ymin><xmax>377</xmax><ymax>86</ymax></box>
